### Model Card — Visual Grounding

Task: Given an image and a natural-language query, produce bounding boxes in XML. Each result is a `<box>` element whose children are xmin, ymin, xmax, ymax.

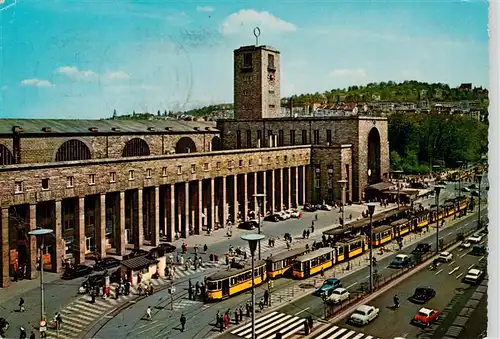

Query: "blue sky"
<box><xmin>0</xmin><ymin>0</ymin><xmax>489</xmax><ymax>119</ymax></box>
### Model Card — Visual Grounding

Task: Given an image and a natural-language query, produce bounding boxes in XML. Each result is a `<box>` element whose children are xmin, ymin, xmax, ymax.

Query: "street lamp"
<box><xmin>337</xmin><ymin>180</ymin><xmax>347</xmax><ymax>228</ymax></box>
<box><xmin>28</xmin><ymin>228</ymin><xmax>54</xmax><ymax>324</ymax></box>
<box><xmin>476</xmin><ymin>174</ymin><xmax>483</xmax><ymax>229</ymax></box>
<box><xmin>253</xmin><ymin>193</ymin><xmax>266</xmax><ymax>260</ymax></box>
<box><xmin>366</xmin><ymin>202</ymin><xmax>376</xmax><ymax>293</ymax></box>
<box><xmin>434</xmin><ymin>185</ymin><xmax>445</xmax><ymax>255</ymax></box>
<box><xmin>241</xmin><ymin>234</ymin><xmax>265</xmax><ymax>339</ymax></box>
<box><xmin>392</xmin><ymin>170</ymin><xmax>404</xmax><ymax>209</ymax></box>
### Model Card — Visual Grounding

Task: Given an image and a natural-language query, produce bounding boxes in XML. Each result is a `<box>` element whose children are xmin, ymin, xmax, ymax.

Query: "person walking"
<box><xmin>19</xmin><ymin>298</ymin><xmax>25</xmax><ymax>313</ymax></box>
<box><xmin>29</xmin><ymin>331</ymin><xmax>35</xmax><ymax>339</ymax></box>
<box><xmin>307</xmin><ymin>316</ymin><xmax>313</xmax><ymax>331</ymax></box>
<box><xmin>264</xmin><ymin>290</ymin><xmax>269</xmax><ymax>306</ymax></box>
<box><xmin>146</xmin><ymin>306</ymin><xmax>152</xmax><ymax>321</ymax></box>
<box><xmin>320</xmin><ymin>268</ymin><xmax>324</xmax><ymax>278</ymax></box>
<box><xmin>180</xmin><ymin>314</ymin><xmax>186</xmax><ymax>332</ymax></box>
<box><xmin>303</xmin><ymin>319</ymin><xmax>310</xmax><ymax>335</ymax></box>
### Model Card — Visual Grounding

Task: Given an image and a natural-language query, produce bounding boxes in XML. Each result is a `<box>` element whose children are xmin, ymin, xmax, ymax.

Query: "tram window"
<box><xmin>293</xmin><ymin>262</ymin><xmax>302</xmax><ymax>271</ymax></box>
<box><xmin>325</xmin><ymin>253</ymin><xmax>331</xmax><ymax>260</ymax></box>
<box><xmin>207</xmin><ymin>281</ymin><xmax>218</xmax><ymax>290</ymax></box>
<box><xmin>231</xmin><ymin>277</ymin><xmax>238</xmax><ymax>285</ymax></box>
<box><xmin>337</xmin><ymin>247</ymin><xmax>344</xmax><ymax>254</ymax></box>
<box><xmin>245</xmin><ymin>272</ymin><xmax>251</xmax><ymax>280</ymax></box>
<box><xmin>350</xmin><ymin>241</ymin><xmax>361</xmax><ymax>250</ymax></box>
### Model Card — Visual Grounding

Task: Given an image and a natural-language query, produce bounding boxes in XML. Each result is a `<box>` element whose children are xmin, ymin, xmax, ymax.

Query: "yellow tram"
<box><xmin>413</xmin><ymin>210</ymin><xmax>431</xmax><ymax>230</ymax></box>
<box><xmin>371</xmin><ymin>225</ymin><xmax>394</xmax><ymax>247</ymax></box>
<box><xmin>335</xmin><ymin>235</ymin><xmax>368</xmax><ymax>262</ymax></box>
<box><xmin>390</xmin><ymin>218</ymin><xmax>412</xmax><ymax>238</ymax></box>
<box><xmin>292</xmin><ymin>247</ymin><xmax>336</xmax><ymax>279</ymax></box>
<box><xmin>266</xmin><ymin>247</ymin><xmax>309</xmax><ymax>279</ymax></box>
<box><xmin>205</xmin><ymin>260</ymin><xmax>267</xmax><ymax>301</ymax></box>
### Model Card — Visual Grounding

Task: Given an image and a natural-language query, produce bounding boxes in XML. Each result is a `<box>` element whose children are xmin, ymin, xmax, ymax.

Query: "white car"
<box><xmin>438</xmin><ymin>251</ymin><xmax>453</xmax><ymax>262</ymax></box>
<box><xmin>467</xmin><ymin>234</ymin><xmax>483</xmax><ymax>244</ymax></box>
<box><xmin>349</xmin><ymin>305</ymin><xmax>379</xmax><ymax>325</ymax></box>
<box><xmin>290</xmin><ymin>209</ymin><xmax>302</xmax><ymax>218</ymax></box>
<box><xmin>326</xmin><ymin>288</ymin><xmax>350</xmax><ymax>304</ymax></box>
<box><xmin>321</xmin><ymin>204</ymin><xmax>333</xmax><ymax>211</ymax></box>
<box><xmin>461</xmin><ymin>241</ymin><xmax>472</xmax><ymax>249</ymax></box>
<box><xmin>279</xmin><ymin>211</ymin><xmax>291</xmax><ymax>220</ymax></box>
<box><xmin>463</xmin><ymin>269</ymin><xmax>484</xmax><ymax>284</ymax></box>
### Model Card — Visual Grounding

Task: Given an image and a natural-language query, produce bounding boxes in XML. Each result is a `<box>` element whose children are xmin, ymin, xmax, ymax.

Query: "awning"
<box><xmin>365</xmin><ymin>182</ymin><xmax>395</xmax><ymax>191</ymax></box>
<box><xmin>121</xmin><ymin>256</ymin><xmax>159</xmax><ymax>270</ymax></box>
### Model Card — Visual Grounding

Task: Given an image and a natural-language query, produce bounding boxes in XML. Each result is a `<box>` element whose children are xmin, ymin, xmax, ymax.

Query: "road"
<box><xmin>220</xmin><ymin>207</ymin><xmax>487</xmax><ymax>339</ymax></box>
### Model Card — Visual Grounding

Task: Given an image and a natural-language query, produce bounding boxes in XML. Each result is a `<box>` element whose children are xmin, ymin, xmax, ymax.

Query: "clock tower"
<box><xmin>233</xmin><ymin>45</ymin><xmax>281</xmax><ymax>120</ymax></box>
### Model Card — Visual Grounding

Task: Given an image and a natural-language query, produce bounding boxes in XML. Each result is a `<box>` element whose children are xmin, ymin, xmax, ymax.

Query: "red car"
<box><xmin>411</xmin><ymin>307</ymin><xmax>439</xmax><ymax>327</ymax></box>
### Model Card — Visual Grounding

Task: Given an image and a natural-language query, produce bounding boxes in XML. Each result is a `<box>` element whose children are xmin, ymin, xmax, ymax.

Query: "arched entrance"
<box><xmin>175</xmin><ymin>137</ymin><xmax>197</xmax><ymax>153</ymax></box>
<box><xmin>367</xmin><ymin>128</ymin><xmax>381</xmax><ymax>185</ymax></box>
<box><xmin>55</xmin><ymin>139</ymin><xmax>92</xmax><ymax>162</ymax></box>
<box><xmin>122</xmin><ymin>138</ymin><xmax>150</xmax><ymax>157</ymax></box>
<box><xmin>211</xmin><ymin>136</ymin><xmax>222</xmax><ymax>151</ymax></box>
<box><xmin>0</xmin><ymin>144</ymin><xmax>13</xmax><ymax>165</ymax></box>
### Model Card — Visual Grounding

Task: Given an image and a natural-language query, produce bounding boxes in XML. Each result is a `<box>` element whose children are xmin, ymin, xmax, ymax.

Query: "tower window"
<box><xmin>268</xmin><ymin>54</ymin><xmax>275</xmax><ymax>70</ymax></box>
<box><xmin>243</xmin><ymin>53</ymin><xmax>252</xmax><ymax>68</ymax></box>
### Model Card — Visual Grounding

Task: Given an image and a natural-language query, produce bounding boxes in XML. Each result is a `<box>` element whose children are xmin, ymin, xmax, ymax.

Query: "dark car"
<box><xmin>238</xmin><ymin>220</ymin><xmax>259</xmax><ymax>230</ymax></box>
<box><xmin>158</xmin><ymin>243</ymin><xmax>176</xmax><ymax>253</ymax></box>
<box><xmin>471</xmin><ymin>190</ymin><xmax>479</xmax><ymax>197</ymax></box>
<box><xmin>81</xmin><ymin>271</ymin><xmax>108</xmax><ymax>289</ymax></box>
<box><xmin>389</xmin><ymin>254</ymin><xmax>411</xmax><ymax>269</ymax></box>
<box><xmin>303</xmin><ymin>203</ymin><xmax>317</xmax><ymax>212</ymax></box>
<box><xmin>412</xmin><ymin>243</ymin><xmax>431</xmax><ymax>255</ymax></box>
<box><xmin>123</xmin><ymin>249</ymin><xmax>149</xmax><ymax>260</ymax></box>
<box><xmin>264</xmin><ymin>214</ymin><xmax>280</xmax><ymax>222</ymax></box>
<box><xmin>62</xmin><ymin>264</ymin><xmax>93</xmax><ymax>280</ymax></box>
<box><xmin>469</xmin><ymin>183</ymin><xmax>477</xmax><ymax>189</ymax></box>
<box><xmin>409</xmin><ymin>287</ymin><xmax>436</xmax><ymax>304</ymax></box>
<box><xmin>470</xmin><ymin>244</ymin><xmax>487</xmax><ymax>256</ymax></box>
<box><xmin>314</xmin><ymin>278</ymin><xmax>342</xmax><ymax>297</ymax></box>
<box><xmin>94</xmin><ymin>257</ymin><xmax>121</xmax><ymax>271</ymax></box>
<box><xmin>438</xmin><ymin>181</ymin><xmax>447</xmax><ymax>185</ymax></box>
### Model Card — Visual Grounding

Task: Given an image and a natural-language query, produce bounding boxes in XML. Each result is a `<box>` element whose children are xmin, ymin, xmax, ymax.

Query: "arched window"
<box><xmin>0</xmin><ymin>144</ymin><xmax>13</xmax><ymax>165</ymax></box>
<box><xmin>367</xmin><ymin>128</ymin><xmax>381</xmax><ymax>185</ymax></box>
<box><xmin>55</xmin><ymin>139</ymin><xmax>91</xmax><ymax>162</ymax></box>
<box><xmin>211</xmin><ymin>136</ymin><xmax>222</xmax><ymax>151</ymax></box>
<box><xmin>175</xmin><ymin>137</ymin><xmax>197</xmax><ymax>154</ymax></box>
<box><xmin>122</xmin><ymin>138</ymin><xmax>150</xmax><ymax>157</ymax></box>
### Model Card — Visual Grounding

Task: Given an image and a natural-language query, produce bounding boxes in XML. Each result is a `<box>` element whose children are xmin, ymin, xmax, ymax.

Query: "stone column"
<box><xmin>169</xmin><ymin>184</ymin><xmax>175</xmax><ymax>242</ymax></box>
<box><xmin>1</xmin><ymin>209</ymin><xmax>10</xmax><ymax>287</ymax></box>
<box><xmin>135</xmin><ymin>189</ymin><xmax>143</xmax><ymax>249</ymax></box>
<box><xmin>117</xmin><ymin>192</ymin><xmax>126</xmax><ymax>255</ymax></box>
<box><xmin>76</xmin><ymin>197</ymin><xmax>85</xmax><ymax>264</ymax></box>
<box><xmin>184</xmin><ymin>182</ymin><xmax>189</xmax><ymax>238</ymax></box>
<box><xmin>152</xmin><ymin>186</ymin><xmax>160</xmax><ymax>247</ymax></box>
<box><xmin>222</xmin><ymin>176</ymin><xmax>227</xmax><ymax>227</ymax></box>
<box><xmin>210</xmin><ymin>178</ymin><xmax>215</xmax><ymax>230</ymax></box>
<box><xmin>295</xmin><ymin>167</ymin><xmax>299</xmax><ymax>207</ymax></box>
<box><xmin>97</xmin><ymin>194</ymin><xmax>107</xmax><ymax>259</ymax></box>
<box><xmin>27</xmin><ymin>204</ymin><xmax>38</xmax><ymax>279</ymax></box>
<box><xmin>253</xmin><ymin>172</ymin><xmax>258</xmax><ymax>211</ymax></box>
<box><xmin>197</xmin><ymin>180</ymin><xmax>203</xmax><ymax>235</ymax></box>
<box><xmin>262</xmin><ymin>171</ymin><xmax>267</xmax><ymax>215</ymax></box>
<box><xmin>243</xmin><ymin>173</ymin><xmax>248</xmax><ymax>221</ymax></box>
<box><xmin>233</xmin><ymin>175</ymin><xmax>238</xmax><ymax>223</ymax></box>
<box><xmin>271</xmin><ymin>170</ymin><xmax>276</xmax><ymax>213</ymax></box>
<box><xmin>279</xmin><ymin>168</ymin><xmax>284</xmax><ymax>211</ymax></box>
<box><xmin>288</xmin><ymin>167</ymin><xmax>292</xmax><ymax>209</ymax></box>
<box><xmin>302</xmin><ymin>166</ymin><xmax>306</xmax><ymax>204</ymax></box>
<box><xmin>54</xmin><ymin>200</ymin><xmax>65</xmax><ymax>272</ymax></box>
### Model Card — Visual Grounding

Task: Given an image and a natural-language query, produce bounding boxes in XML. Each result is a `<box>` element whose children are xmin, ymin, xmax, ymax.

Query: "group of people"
<box><xmin>137</xmin><ymin>281</ymin><xmax>154</xmax><ymax>297</ymax></box>
<box><xmin>188</xmin><ymin>278</ymin><xmax>206</xmax><ymax>300</ymax></box>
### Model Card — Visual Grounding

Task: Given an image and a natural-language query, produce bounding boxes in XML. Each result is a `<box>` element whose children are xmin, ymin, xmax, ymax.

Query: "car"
<box><xmin>238</xmin><ymin>220</ymin><xmax>258</xmax><ymax>230</ymax></box>
<box><xmin>264</xmin><ymin>214</ymin><xmax>281</xmax><ymax>222</ymax></box>
<box><xmin>326</xmin><ymin>288</ymin><xmax>350</xmax><ymax>304</ymax></box>
<box><xmin>314</xmin><ymin>278</ymin><xmax>342</xmax><ymax>296</ymax></box>
<box><xmin>461</xmin><ymin>241</ymin><xmax>472</xmax><ymax>249</ymax></box>
<box><xmin>157</xmin><ymin>243</ymin><xmax>176</xmax><ymax>253</ymax></box>
<box><xmin>320</xmin><ymin>204</ymin><xmax>332</xmax><ymax>211</ymax></box>
<box><xmin>389</xmin><ymin>254</ymin><xmax>411</xmax><ymax>269</ymax></box>
<box><xmin>437</xmin><ymin>181</ymin><xmax>447</xmax><ymax>185</ymax></box>
<box><xmin>467</xmin><ymin>234</ymin><xmax>483</xmax><ymax>244</ymax></box>
<box><xmin>469</xmin><ymin>183</ymin><xmax>477</xmax><ymax>189</ymax></box>
<box><xmin>471</xmin><ymin>190</ymin><xmax>479</xmax><ymax>197</ymax></box>
<box><xmin>94</xmin><ymin>257</ymin><xmax>121</xmax><ymax>271</ymax></box>
<box><xmin>290</xmin><ymin>209</ymin><xmax>302</xmax><ymax>218</ymax></box>
<box><xmin>303</xmin><ymin>203</ymin><xmax>317</xmax><ymax>212</ymax></box>
<box><xmin>411</xmin><ymin>307</ymin><xmax>439</xmax><ymax>327</ymax></box>
<box><xmin>61</xmin><ymin>264</ymin><xmax>93</xmax><ymax>280</ymax></box>
<box><xmin>281</xmin><ymin>210</ymin><xmax>292</xmax><ymax>219</ymax></box>
<box><xmin>437</xmin><ymin>251</ymin><xmax>453</xmax><ymax>262</ymax></box>
<box><xmin>461</xmin><ymin>187</ymin><xmax>470</xmax><ymax>192</ymax></box>
<box><xmin>463</xmin><ymin>268</ymin><xmax>484</xmax><ymax>284</ymax></box>
<box><xmin>123</xmin><ymin>249</ymin><xmax>149</xmax><ymax>260</ymax></box>
<box><xmin>412</xmin><ymin>243</ymin><xmax>431</xmax><ymax>255</ymax></box>
<box><xmin>349</xmin><ymin>305</ymin><xmax>379</xmax><ymax>326</ymax></box>
<box><xmin>470</xmin><ymin>244</ymin><xmax>487</xmax><ymax>256</ymax></box>
<box><xmin>275</xmin><ymin>211</ymin><xmax>288</xmax><ymax>220</ymax></box>
<box><xmin>409</xmin><ymin>287</ymin><xmax>436</xmax><ymax>304</ymax></box>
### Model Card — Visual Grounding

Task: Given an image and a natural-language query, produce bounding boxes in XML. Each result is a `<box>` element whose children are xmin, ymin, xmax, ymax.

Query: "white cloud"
<box><xmin>20</xmin><ymin>79</ymin><xmax>54</xmax><ymax>87</ymax></box>
<box><xmin>221</xmin><ymin>9</ymin><xmax>296</xmax><ymax>36</ymax></box>
<box><xmin>196</xmin><ymin>6</ymin><xmax>214</xmax><ymax>12</ymax></box>
<box><xmin>329</xmin><ymin>68</ymin><xmax>366</xmax><ymax>78</ymax></box>
<box><xmin>106</xmin><ymin>71</ymin><xmax>130</xmax><ymax>81</ymax></box>
<box><xmin>56</xmin><ymin>66</ymin><xmax>98</xmax><ymax>80</ymax></box>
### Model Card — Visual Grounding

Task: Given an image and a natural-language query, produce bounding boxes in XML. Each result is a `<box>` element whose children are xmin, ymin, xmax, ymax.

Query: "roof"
<box><xmin>266</xmin><ymin>247</ymin><xmax>309</xmax><ymax>263</ymax></box>
<box><xmin>468</xmin><ymin>269</ymin><xmax>481</xmax><ymax>274</ymax></box>
<box><xmin>419</xmin><ymin>307</ymin><xmax>433</xmax><ymax>315</ymax></box>
<box><xmin>356</xmin><ymin>305</ymin><xmax>373</xmax><ymax>312</ymax></box>
<box><xmin>336</xmin><ymin>235</ymin><xmax>366</xmax><ymax>245</ymax></box>
<box><xmin>121</xmin><ymin>256</ymin><xmax>159</xmax><ymax>270</ymax></box>
<box><xmin>365</xmin><ymin>182</ymin><xmax>395</xmax><ymax>191</ymax></box>
<box><xmin>374</xmin><ymin>225</ymin><xmax>393</xmax><ymax>233</ymax></box>
<box><xmin>390</xmin><ymin>218</ymin><xmax>409</xmax><ymax>226</ymax></box>
<box><xmin>207</xmin><ymin>260</ymin><xmax>266</xmax><ymax>281</ymax></box>
<box><xmin>294</xmin><ymin>247</ymin><xmax>334</xmax><ymax>263</ymax></box>
<box><xmin>395</xmin><ymin>254</ymin><xmax>409</xmax><ymax>259</ymax></box>
<box><xmin>0</xmin><ymin>118</ymin><xmax>218</xmax><ymax>135</ymax></box>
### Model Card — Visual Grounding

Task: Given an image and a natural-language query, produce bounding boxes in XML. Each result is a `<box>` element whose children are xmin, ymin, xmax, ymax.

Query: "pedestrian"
<box><xmin>276</xmin><ymin>331</ymin><xmax>283</xmax><ymax>339</ymax></box>
<box><xmin>29</xmin><ymin>331</ymin><xmax>35</xmax><ymax>339</ymax></box>
<box><xmin>91</xmin><ymin>291</ymin><xmax>96</xmax><ymax>304</ymax></box>
<box><xmin>234</xmin><ymin>310</ymin><xmax>239</xmax><ymax>324</ymax></box>
<box><xmin>306</xmin><ymin>230</ymin><xmax>310</xmax><ymax>238</ymax></box>
<box><xmin>315</xmin><ymin>214</ymin><xmax>318</xmax><ymax>220</ymax></box>
<box><xmin>219</xmin><ymin>315</ymin><xmax>224</xmax><ymax>332</ymax></box>
<box><xmin>189</xmin><ymin>278</ymin><xmax>192</xmax><ymax>290</ymax></box>
<box><xmin>223</xmin><ymin>312</ymin><xmax>229</xmax><ymax>329</ymax></box>
<box><xmin>216</xmin><ymin>311</ymin><xmax>221</xmax><ymax>327</ymax></box>
<box><xmin>55</xmin><ymin>312</ymin><xmax>63</xmax><ymax>329</ymax></box>
<box><xmin>239</xmin><ymin>306</ymin><xmax>243</xmax><ymax>321</ymax></box>
<box><xmin>196</xmin><ymin>281</ymin><xmax>200</xmax><ymax>296</ymax></box>
<box><xmin>198</xmin><ymin>257</ymin><xmax>203</xmax><ymax>268</ymax></box>
<box><xmin>145</xmin><ymin>306</ymin><xmax>152</xmax><ymax>321</ymax></box>
<box><xmin>180</xmin><ymin>313</ymin><xmax>186</xmax><ymax>332</ymax></box>
<box><xmin>303</xmin><ymin>230</ymin><xmax>307</xmax><ymax>239</ymax></box>
<box><xmin>320</xmin><ymin>268</ymin><xmax>324</xmax><ymax>278</ymax></box>
<box><xmin>264</xmin><ymin>290</ymin><xmax>269</xmax><ymax>306</ymax></box>
<box><xmin>188</xmin><ymin>286</ymin><xmax>193</xmax><ymax>300</ymax></box>
<box><xmin>308</xmin><ymin>316</ymin><xmax>313</xmax><ymax>331</ymax></box>
<box><xmin>311</xmin><ymin>224</ymin><xmax>315</xmax><ymax>233</ymax></box>
<box><xmin>304</xmin><ymin>320</ymin><xmax>309</xmax><ymax>335</ymax></box>
<box><xmin>204</xmin><ymin>244</ymin><xmax>208</xmax><ymax>253</ymax></box>
<box><xmin>19</xmin><ymin>297</ymin><xmax>25</xmax><ymax>312</ymax></box>
<box><xmin>225</xmin><ymin>255</ymin><xmax>229</xmax><ymax>266</ymax></box>
<box><xmin>246</xmin><ymin>302</ymin><xmax>250</xmax><ymax>317</ymax></box>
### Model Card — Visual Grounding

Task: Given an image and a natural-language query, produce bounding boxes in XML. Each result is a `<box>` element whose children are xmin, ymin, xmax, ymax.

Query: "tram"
<box><xmin>266</xmin><ymin>246</ymin><xmax>309</xmax><ymax>279</ymax></box>
<box><xmin>292</xmin><ymin>247</ymin><xmax>336</xmax><ymax>279</ymax></box>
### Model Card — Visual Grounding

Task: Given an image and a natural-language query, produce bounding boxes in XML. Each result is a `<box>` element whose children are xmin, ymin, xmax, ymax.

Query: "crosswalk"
<box><xmin>230</xmin><ymin>311</ymin><xmax>379</xmax><ymax>339</ymax></box>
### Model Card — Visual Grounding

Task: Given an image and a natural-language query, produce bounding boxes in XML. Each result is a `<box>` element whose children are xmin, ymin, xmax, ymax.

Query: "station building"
<box><xmin>0</xmin><ymin>44</ymin><xmax>388</xmax><ymax>287</ymax></box>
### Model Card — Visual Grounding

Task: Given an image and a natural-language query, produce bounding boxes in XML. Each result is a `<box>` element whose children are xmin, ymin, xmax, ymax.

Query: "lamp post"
<box><xmin>241</xmin><ymin>234</ymin><xmax>265</xmax><ymax>339</ymax></box>
<box><xmin>28</xmin><ymin>228</ymin><xmax>54</xmax><ymax>324</ymax></box>
<box><xmin>366</xmin><ymin>202</ymin><xmax>376</xmax><ymax>293</ymax></box>
<box><xmin>434</xmin><ymin>185</ymin><xmax>445</xmax><ymax>254</ymax></box>
<box><xmin>456</xmin><ymin>161</ymin><xmax>463</xmax><ymax>198</ymax></box>
<box><xmin>392</xmin><ymin>170</ymin><xmax>404</xmax><ymax>209</ymax></box>
<box><xmin>253</xmin><ymin>193</ymin><xmax>266</xmax><ymax>260</ymax></box>
<box><xmin>337</xmin><ymin>180</ymin><xmax>347</xmax><ymax>228</ymax></box>
<box><xmin>476</xmin><ymin>174</ymin><xmax>483</xmax><ymax>229</ymax></box>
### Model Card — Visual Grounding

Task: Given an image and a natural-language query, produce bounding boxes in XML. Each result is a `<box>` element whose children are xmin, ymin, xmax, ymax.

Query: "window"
<box><xmin>239</xmin><ymin>160</ymin><xmax>243</xmax><ymax>167</ymax></box>
<box><xmin>109</xmin><ymin>172</ymin><xmax>116</xmax><ymax>183</ymax></box>
<box><xmin>177</xmin><ymin>166</ymin><xmax>182</xmax><ymax>175</ymax></box>
<box><xmin>228</xmin><ymin>160</ymin><xmax>233</xmax><ymax>169</ymax></box>
<box><xmin>278</xmin><ymin>130</ymin><xmax>284</xmax><ymax>146</ymax></box>
<box><xmin>268</xmin><ymin>54</ymin><xmax>275</xmax><ymax>69</ymax></box>
<box><xmin>313</xmin><ymin>130</ymin><xmax>320</xmax><ymax>144</ymax></box>
<box><xmin>203</xmin><ymin>162</ymin><xmax>210</xmax><ymax>171</ymax></box>
<box><xmin>249</xmin><ymin>159</ymin><xmax>253</xmax><ymax>167</ymax></box>
<box><xmin>276</xmin><ymin>156</ymin><xmax>280</xmax><ymax>164</ymax></box>
<box><xmin>42</xmin><ymin>178</ymin><xmax>49</xmax><ymax>190</ymax></box>
<box><xmin>267</xmin><ymin>156</ymin><xmax>271</xmax><ymax>163</ymax></box>
<box><xmin>258</xmin><ymin>158</ymin><xmax>262</xmax><ymax>166</ymax></box>
<box><xmin>284</xmin><ymin>155</ymin><xmax>288</xmax><ymax>163</ymax></box>
<box><xmin>327</xmin><ymin>130</ymin><xmax>332</xmax><ymax>144</ymax></box>
<box><xmin>88</xmin><ymin>174</ymin><xmax>96</xmax><ymax>185</ymax></box>
<box><xmin>327</xmin><ymin>165</ymin><xmax>334</xmax><ymax>189</ymax></box>
<box><xmin>257</xmin><ymin>130</ymin><xmax>262</xmax><ymax>145</ymax></box>
<box><xmin>216</xmin><ymin>161</ymin><xmax>221</xmax><ymax>170</ymax></box>
<box><xmin>315</xmin><ymin>166</ymin><xmax>321</xmax><ymax>188</ymax></box>
<box><xmin>243</xmin><ymin>53</ymin><xmax>252</xmax><ymax>68</ymax></box>
<box><xmin>267</xmin><ymin>130</ymin><xmax>273</xmax><ymax>146</ymax></box>
<box><xmin>246</xmin><ymin>130</ymin><xmax>252</xmax><ymax>148</ymax></box>
<box><xmin>301</xmin><ymin>130</ymin><xmax>307</xmax><ymax>144</ymax></box>
<box><xmin>269</xmin><ymin>104</ymin><xmax>275</xmax><ymax>109</ymax></box>
<box><xmin>236</xmin><ymin>130</ymin><xmax>242</xmax><ymax>148</ymax></box>
<box><xmin>162</xmin><ymin>167</ymin><xmax>167</xmax><ymax>177</ymax></box>
<box><xmin>191</xmin><ymin>164</ymin><xmax>196</xmax><ymax>173</ymax></box>
<box><xmin>146</xmin><ymin>168</ymin><xmax>152</xmax><ymax>178</ymax></box>
<box><xmin>129</xmin><ymin>170</ymin><xmax>135</xmax><ymax>180</ymax></box>
<box><xmin>290</xmin><ymin>130</ymin><xmax>296</xmax><ymax>145</ymax></box>
<box><xmin>67</xmin><ymin>176</ymin><xmax>74</xmax><ymax>188</ymax></box>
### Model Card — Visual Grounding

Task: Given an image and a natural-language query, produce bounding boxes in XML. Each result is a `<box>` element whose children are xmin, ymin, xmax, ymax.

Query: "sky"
<box><xmin>0</xmin><ymin>0</ymin><xmax>489</xmax><ymax>119</ymax></box>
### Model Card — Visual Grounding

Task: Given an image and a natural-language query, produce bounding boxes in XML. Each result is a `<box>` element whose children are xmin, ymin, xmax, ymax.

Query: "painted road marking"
<box><xmin>134</xmin><ymin>322</ymin><xmax>165</xmax><ymax>336</ymax></box>
<box><xmin>294</xmin><ymin>307</ymin><xmax>310</xmax><ymax>316</ymax></box>
<box><xmin>479</xmin><ymin>255</ymin><xmax>485</xmax><ymax>261</ymax></box>
<box><xmin>346</xmin><ymin>282</ymin><xmax>358</xmax><ymax>290</ymax></box>
<box><xmin>468</xmin><ymin>264</ymin><xmax>475</xmax><ymax>270</ymax></box>
<box><xmin>449</xmin><ymin>267</ymin><xmax>460</xmax><ymax>275</ymax></box>
<box><xmin>456</xmin><ymin>273</ymin><xmax>464</xmax><ymax>279</ymax></box>
<box><xmin>460</xmin><ymin>253</ymin><xmax>467</xmax><ymax>258</ymax></box>
<box><xmin>435</xmin><ymin>269</ymin><xmax>443</xmax><ymax>275</ymax></box>
<box><xmin>449</xmin><ymin>261</ymin><xmax>455</xmax><ymax>266</ymax></box>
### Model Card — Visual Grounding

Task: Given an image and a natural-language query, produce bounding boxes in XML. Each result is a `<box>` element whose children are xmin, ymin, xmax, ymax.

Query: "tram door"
<box><xmin>222</xmin><ymin>279</ymin><xmax>230</xmax><ymax>297</ymax></box>
<box><xmin>304</xmin><ymin>261</ymin><xmax>311</xmax><ymax>278</ymax></box>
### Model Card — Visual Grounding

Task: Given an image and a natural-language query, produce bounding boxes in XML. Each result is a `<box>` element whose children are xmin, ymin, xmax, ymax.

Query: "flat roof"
<box><xmin>294</xmin><ymin>247</ymin><xmax>334</xmax><ymax>263</ymax></box>
<box><xmin>207</xmin><ymin>260</ymin><xmax>266</xmax><ymax>281</ymax></box>
<box><xmin>266</xmin><ymin>247</ymin><xmax>309</xmax><ymax>263</ymax></box>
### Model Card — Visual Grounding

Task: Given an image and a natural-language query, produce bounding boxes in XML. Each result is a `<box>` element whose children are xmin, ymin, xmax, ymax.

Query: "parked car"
<box><xmin>412</xmin><ymin>243</ymin><xmax>431</xmax><ymax>255</ymax></box>
<box><xmin>469</xmin><ymin>183</ymin><xmax>477</xmax><ymax>189</ymax></box>
<box><xmin>238</xmin><ymin>220</ymin><xmax>258</xmax><ymax>230</ymax></box>
<box><xmin>94</xmin><ymin>257</ymin><xmax>121</xmax><ymax>271</ymax></box>
<box><xmin>461</xmin><ymin>240</ymin><xmax>472</xmax><ymax>249</ymax></box>
<box><xmin>303</xmin><ymin>203</ymin><xmax>317</xmax><ymax>212</ymax></box>
<box><xmin>467</xmin><ymin>234</ymin><xmax>483</xmax><ymax>244</ymax></box>
<box><xmin>389</xmin><ymin>254</ymin><xmax>411</xmax><ymax>269</ymax></box>
<box><xmin>461</xmin><ymin>187</ymin><xmax>470</xmax><ymax>192</ymax></box>
<box><xmin>290</xmin><ymin>209</ymin><xmax>302</xmax><ymax>218</ymax></box>
<box><xmin>157</xmin><ymin>243</ymin><xmax>176</xmax><ymax>253</ymax></box>
<box><xmin>326</xmin><ymin>288</ymin><xmax>350</xmax><ymax>304</ymax></box>
<box><xmin>349</xmin><ymin>305</ymin><xmax>379</xmax><ymax>326</ymax></box>
<box><xmin>281</xmin><ymin>210</ymin><xmax>292</xmax><ymax>219</ymax></box>
<box><xmin>409</xmin><ymin>287</ymin><xmax>436</xmax><ymax>304</ymax></box>
<box><xmin>62</xmin><ymin>264</ymin><xmax>93</xmax><ymax>280</ymax></box>
<box><xmin>314</xmin><ymin>278</ymin><xmax>342</xmax><ymax>297</ymax></box>
<box><xmin>471</xmin><ymin>190</ymin><xmax>479</xmax><ymax>197</ymax></box>
<box><xmin>470</xmin><ymin>244</ymin><xmax>487</xmax><ymax>256</ymax></box>
<box><xmin>314</xmin><ymin>204</ymin><xmax>323</xmax><ymax>210</ymax></box>
<box><xmin>320</xmin><ymin>204</ymin><xmax>332</xmax><ymax>211</ymax></box>
<box><xmin>463</xmin><ymin>268</ymin><xmax>484</xmax><ymax>284</ymax></box>
<box><xmin>264</xmin><ymin>214</ymin><xmax>281</xmax><ymax>222</ymax></box>
<box><xmin>411</xmin><ymin>307</ymin><xmax>439</xmax><ymax>327</ymax></box>
<box><xmin>437</xmin><ymin>251</ymin><xmax>453</xmax><ymax>262</ymax></box>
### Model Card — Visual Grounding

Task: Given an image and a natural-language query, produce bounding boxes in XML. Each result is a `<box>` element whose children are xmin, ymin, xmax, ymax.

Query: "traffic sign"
<box><xmin>39</xmin><ymin>320</ymin><xmax>46</xmax><ymax>327</ymax></box>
